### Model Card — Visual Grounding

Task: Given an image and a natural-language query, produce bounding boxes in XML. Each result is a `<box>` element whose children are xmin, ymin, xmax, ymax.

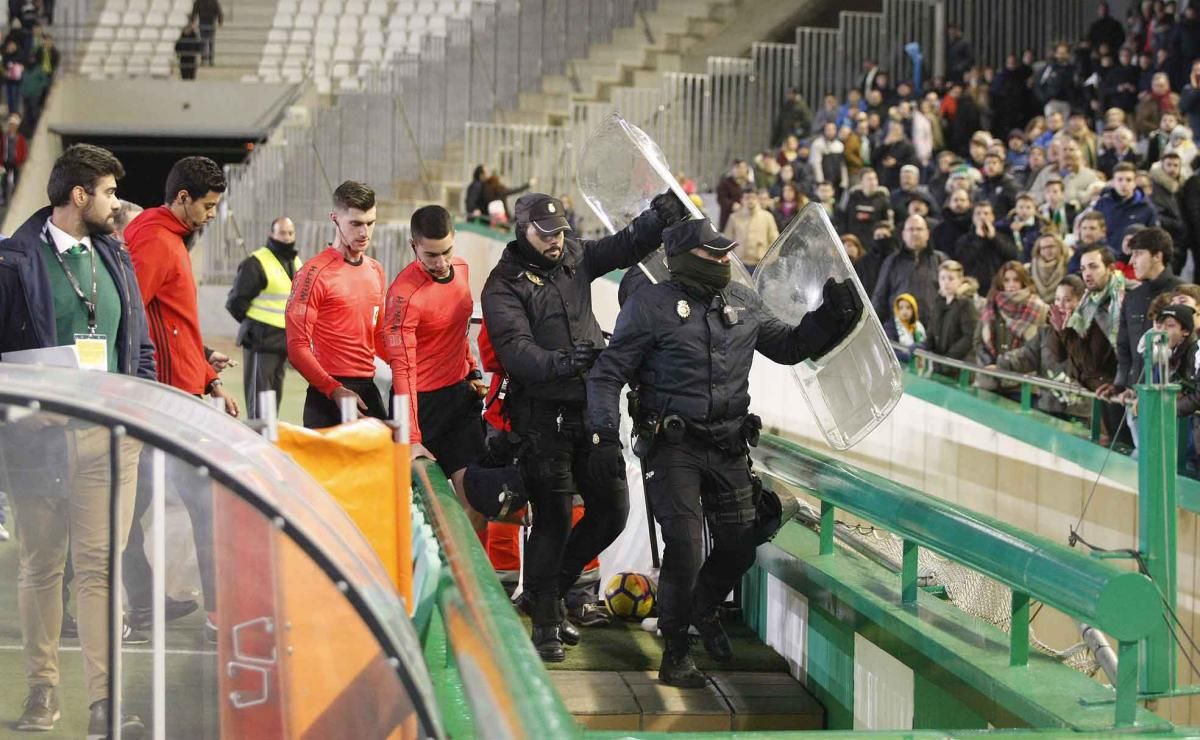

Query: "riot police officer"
<box><xmin>481</xmin><ymin>191</ymin><xmax>687</xmax><ymax>662</ymax></box>
<box><xmin>586</xmin><ymin>219</ymin><xmax>861</xmax><ymax>687</ymax></box>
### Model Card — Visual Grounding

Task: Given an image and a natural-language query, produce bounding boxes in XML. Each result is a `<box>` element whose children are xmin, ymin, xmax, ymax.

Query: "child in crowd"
<box><xmin>886</xmin><ymin>293</ymin><xmax>927</xmax><ymax>365</ymax></box>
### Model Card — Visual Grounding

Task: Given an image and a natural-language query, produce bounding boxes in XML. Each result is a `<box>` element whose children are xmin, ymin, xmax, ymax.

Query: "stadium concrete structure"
<box><xmin>4</xmin><ymin>0</ymin><xmax>1200</xmax><ymax>737</ymax></box>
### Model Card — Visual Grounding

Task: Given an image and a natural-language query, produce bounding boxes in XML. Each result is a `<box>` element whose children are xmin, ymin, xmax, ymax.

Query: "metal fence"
<box><xmin>946</xmin><ymin>0</ymin><xmax>1090</xmax><ymax>70</ymax></box>
<box><xmin>199</xmin><ymin>0</ymin><xmax>657</xmax><ymax>282</ymax></box>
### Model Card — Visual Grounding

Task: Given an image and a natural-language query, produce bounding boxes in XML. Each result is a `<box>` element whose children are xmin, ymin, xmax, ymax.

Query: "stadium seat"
<box><xmin>362</xmin><ymin>28</ymin><xmax>383</xmax><ymax>46</ymax></box>
<box><xmin>137</xmin><ymin>26</ymin><xmax>159</xmax><ymax>41</ymax></box>
<box><xmin>316</xmin><ymin>77</ymin><xmax>332</xmax><ymax>94</ymax></box>
<box><xmin>268</xmin><ymin>28</ymin><xmax>288</xmax><ymax>44</ymax></box>
<box><xmin>360</xmin><ymin>45</ymin><xmax>382</xmax><ymax>63</ymax></box>
<box><xmin>116</xmin><ymin>26</ymin><xmax>138</xmax><ymax>41</ymax></box>
<box><xmin>344</xmin><ymin>0</ymin><xmax>366</xmax><ymax>15</ymax></box>
<box><xmin>97</xmin><ymin>9</ymin><xmax>120</xmax><ymax>25</ymax></box>
<box><xmin>294</xmin><ymin>13</ymin><xmax>315</xmax><ymax>28</ymax></box>
<box><xmin>315</xmin><ymin>15</ymin><xmax>336</xmax><ymax>31</ymax></box>
<box><xmin>150</xmin><ymin>59</ymin><xmax>172</xmax><ymax>76</ymax></box>
<box><xmin>298</xmin><ymin>0</ymin><xmax>319</xmax><ymax>15</ymax></box>
<box><xmin>314</xmin><ymin>44</ymin><xmax>333</xmax><ymax>61</ymax></box>
<box><xmin>427</xmin><ymin>16</ymin><xmax>446</xmax><ymax>32</ymax></box>
<box><xmin>408</xmin><ymin>15</ymin><xmax>427</xmax><ymax>30</ymax></box>
<box><xmin>277</xmin><ymin>0</ymin><xmax>297</xmax><ymax>13</ymax></box>
<box><xmin>167</xmin><ymin>10</ymin><xmax>187</xmax><ymax>26</ymax></box>
<box><xmin>338</xmin><ymin>77</ymin><xmax>362</xmax><ymax>91</ymax></box>
<box><xmin>121</xmin><ymin>9</ymin><xmax>143</xmax><ymax>24</ymax></box>
<box><xmin>282</xmin><ymin>67</ymin><xmax>305</xmax><ymax>83</ymax></box>
<box><xmin>93</xmin><ymin>26</ymin><xmax>116</xmax><ymax>40</ymax></box>
<box><xmin>144</xmin><ymin>9</ymin><xmax>166</xmax><ymax>25</ymax></box>
<box><xmin>155</xmin><ymin>40</ymin><xmax>173</xmax><ymax>56</ymax></box>
<box><xmin>314</xmin><ymin>28</ymin><xmax>335</xmax><ymax>46</ymax></box>
<box><xmin>126</xmin><ymin>56</ymin><xmax>150</xmax><ymax>75</ymax></box>
<box><xmin>124</xmin><ymin>0</ymin><xmax>148</xmax><ymax>11</ymax></box>
<box><xmin>262</xmin><ymin>42</ymin><xmax>285</xmax><ymax>60</ymax></box>
<box><xmin>331</xmin><ymin>62</ymin><xmax>350</xmax><ymax>78</ymax></box>
<box><xmin>367</xmin><ymin>0</ymin><xmax>388</xmax><ymax>15</ymax></box>
<box><xmin>132</xmin><ymin>40</ymin><xmax>153</xmax><ymax>55</ymax></box>
<box><xmin>387</xmin><ymin>15</ymin><xmax>407</xmax><ymax>30</ymax></box>
<box><xmin>394</xmin><ymin>0</ymin><xmax>415</xmax><ymax>12</ymax></box>
<box><xmin>436</xmin><ymin>0</ymin><xmax>454</xmax><ymax>14</ymax></box>
<box><xmin>333</xmin><ymin>45</ymin><xmax>355</xmax><ymax>62</ymax></box>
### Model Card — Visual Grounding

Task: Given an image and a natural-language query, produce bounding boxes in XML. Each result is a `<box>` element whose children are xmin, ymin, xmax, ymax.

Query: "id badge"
<box><xmin>74</xmin><ymin>334</ymin><xmax>107</xmax><ymax>371</ymax></box>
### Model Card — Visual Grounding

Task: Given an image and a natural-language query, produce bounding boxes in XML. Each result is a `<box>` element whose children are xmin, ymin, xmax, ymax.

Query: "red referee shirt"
<box><xmin>380</xmin><ymin>257</ymin><xmax>478</xmax><ymax>442</ymax></box>
<box><xmin>285</xmin><ymin>247</ymin><xmax>386</xmax><ymax>397</ymax></box>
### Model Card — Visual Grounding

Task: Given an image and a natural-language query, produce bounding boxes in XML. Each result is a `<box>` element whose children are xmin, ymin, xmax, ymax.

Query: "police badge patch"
<box><xmin>676</xmin><ymin>300</ymin><xmax>690</xmax><ymax>319</ymax></box>
<box><xmin>522</xmin><ymin>271</ymin><xmax>544</xmax><ymax>286</ymax></box>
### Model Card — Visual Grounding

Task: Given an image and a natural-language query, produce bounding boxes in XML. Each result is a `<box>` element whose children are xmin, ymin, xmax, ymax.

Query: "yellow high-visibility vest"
<box><xmin>245</xmin><ymin>247</ymin><xmax>302</xmax><ymax>328</ymax></box>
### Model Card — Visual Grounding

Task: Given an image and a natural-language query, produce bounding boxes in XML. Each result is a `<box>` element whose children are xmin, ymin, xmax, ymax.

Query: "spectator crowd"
<box><xmin>711</xmin><ymin>1</ymin><xmax>1200</xmax><ymax>466</ymax></box>
<box><xmin>0</xmin><ymin>0</ymin><xmax>60</xmax><ymax>206</ymax></box>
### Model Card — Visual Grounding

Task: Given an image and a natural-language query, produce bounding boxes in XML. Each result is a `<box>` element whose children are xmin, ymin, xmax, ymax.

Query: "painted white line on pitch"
<box><xmin>0</xmin><ymin>644</ymin><xmax>216</xmax><ymax>657</ymax></box>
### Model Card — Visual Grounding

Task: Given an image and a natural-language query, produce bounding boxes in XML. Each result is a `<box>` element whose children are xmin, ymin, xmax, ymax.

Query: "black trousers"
<box><xmin>243</xmin><ymin>349</ymin><xmax>287</xmax><ymax>420</ymax></box>
<box><xmin>644</xmin><ymin>439</ymin><xmax>758</xmax><ymax>635</ymax></box>
<box><xmin>303</xmin><ymin>377</ymin><xmax>387</xmax><ymax>428</ymax></box>
<box><xmin>123</xmin><ymin>447</ymin><xmax>216</xmax><ymax>612</ymax></box>
<box><xmin>516</xmin><ymin>402</ymin><xmax>629</xmax><ymax>600</ymax></box>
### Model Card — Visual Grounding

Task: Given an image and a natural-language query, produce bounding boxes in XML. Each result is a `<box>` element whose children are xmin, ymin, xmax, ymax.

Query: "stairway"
<box><xmin>195</xmin><ymin>0</ymin><xmax>277</xmax><ymax>80</ymax></box>
<box><xmin>379</xmin><ymin>0</ymin><xmax>740</xmax><ymax>220</ymax></box>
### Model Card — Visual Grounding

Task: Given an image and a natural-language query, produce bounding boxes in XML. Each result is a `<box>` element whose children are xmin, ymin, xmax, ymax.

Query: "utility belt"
<box><xmin>633</xmin><ymin>410</ymin><xmax>762</xmax><ymax>458</ymax></box>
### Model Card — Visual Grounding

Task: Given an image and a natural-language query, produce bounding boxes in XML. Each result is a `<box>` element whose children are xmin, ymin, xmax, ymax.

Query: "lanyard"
<box><xmin>44</xmin><ymin>227</ymin><xmax>98</xmax><ymax>333</ymax></box>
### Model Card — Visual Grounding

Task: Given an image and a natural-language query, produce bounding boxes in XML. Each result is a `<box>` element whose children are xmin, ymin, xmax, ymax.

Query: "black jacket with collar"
<box><xmin>0</xmin><ymin>206</ymin><xmax>155</xmax><ymax>379</ymax></box>
<box><xmin>481</xmin><ymin>210</ymin><xmax>666</xmax><ymax>406</ymax></box>
<box><xmin>1115</xmin><ymin>267</ymin><xmax>1182</xmax><ymax>389</ymax></box>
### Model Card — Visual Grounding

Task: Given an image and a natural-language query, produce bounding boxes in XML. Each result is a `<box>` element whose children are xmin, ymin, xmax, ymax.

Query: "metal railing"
<box><xmin>754</xmin><ymin>433</ymin><xmax>1162</xmax><ymax>728</ymax></box>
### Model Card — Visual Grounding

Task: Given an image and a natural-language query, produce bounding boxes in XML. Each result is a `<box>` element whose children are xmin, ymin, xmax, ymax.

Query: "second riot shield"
<box><xmin>575</xmin><ymin>112</ymin><xmax>754</xmax><ymax>289</ymax></box>
<box><xmin>754</xmin><ymin>203</ymin><xmax>903</xmax><ymax>450</ymax></box>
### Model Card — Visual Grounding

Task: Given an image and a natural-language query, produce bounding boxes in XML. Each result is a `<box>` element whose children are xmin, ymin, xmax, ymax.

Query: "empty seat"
<box><xmin>344</xmin><ymin>0</ymin><xmax>366</xmax><ymax>14</ymax></box>
<box><xmin>144</xmin><ymin>9</ymin><xmax>166</xmax><ymax>25</ymax></box>
<box><xmin>137</xmin><ymin>26</ymin><xmax>159</xmax><ymax>41</ymax></box>
<box><xmin>386</xmin><ymin>14</ymin><xmax>407</xmax><ymax>30</ymax></box>
<box><xmin>121</xmin><ymin>9</ymin><xmax>143</xmax><ymax>24</ymax></box>
<box><xmin>313</xmin><ymin>44</ymin><xmax>333</xmax><ymax>60</ymax></box>
<box><xmin>315</xmin><ymin>14</ymin><xmax>336</xmax><ymax>30</ymax></box>
<box><xmin>97</xmin><ymin>9</ymin><xmax>120</xmax><ymax>24</ymax></box>
<box><xmin>282</xmin><ymin>67</ymin><xmax>305</xmax><ymax>83</ymax></box>
<box><xmin>337</xmin><ymin>14</ymin><xmax>359</xmax><ymax>30</ymax></box>
<box><xmin>435</xmin><ymin>0</ymin><xmax>454</xmax><ymax>14</ymax></box>
<box><xmin>338</xmin><ymin>77</ymin><xmax>362</xmax><ymax>91</ymax></box>
<box><xmin>386</xmin><ymin>30</ymin><xmax>407</xmax><ymax>48</ymax></box>
<box><xmin>257</xmin><ymin>60</ymin><xmax>279</xmax><ymax>75</ymax></box>
<box><xmin>316</xmin><ymin>77</ymin><xmax>331</xmax><ymax>94</ymax></box>
<box><xmin>155</xmin><ymin>39</ymin><xmax>173</xmax><ymax>55</ymax></box>
<box><xmin>277</xmin><ymin>0</ymin><xmax>297</xmax><ymax>13</ymax></box>
<box><xmin>267</xmin><ymin>28</ymin><xmax>288</xmax><ymax>43</ymax></box>
<box><xmin>331</xmin><ymin>61</ymin><xmax>350</xmax><ymax>77</ymax></box>
<box><xmin>261</xmin><ymin>41</ymin><xmax>284</xmax><ymax>59</ymax></box>
<box><xmin>293</xmin><ymin>13</ymin><xmax>314</xmax><ymax>28</ymax></box>
<box><xmin>298</xmin><ymin>0</ymin><xmax>319</xmax><ymax>14</ymax></box>
<box><xmin>167</xmin><ymin>9</ymin><xmax>187</xmax><ymax>26</ymax></box>
<box><xmin>332</xmin><ymin>45</ymin><xmax>354</xmax><ymax>62</ymax></box>
<box><xmin>132</xmin><ymin>40</ymin><xmax>154</xmax><ymax>54</ymax></box>
<box><xmin>289</xmin><ymin>28</ymin><xmax>310</xmax><ymax>44</ymax></box>
<box><xmin>92</xmin><ymin>26</ymin><xmax>116</xmax><ymax>40</ymax></box>
<box><xmin>116</xmin><ymin>26</ymin><xmax>139</xmax><ymax>40</ymax></box>
<box><xmin>150</xmin><ymin>60</ymin><xmax>172</xmax><ymax>76</ymax></box>
<box><xmin>126</xmin><ymin>57</ymin><xmax>150</xmax><ymax>75</ymax></box>
<box><xmin>360</xmin><ymin>45</ymin><xmax>382</xmax><ymax>63</ymax></box>
<box><xmin>408</xmin><ymin>15</ymin><xmax>426</xmax><ymax>30</ymax></box>
<box><xmin>314</xmin><ymin>28</ymin><xmax>335</xmax><ymax>46</ymax></box>
<box><xmin>361</xmin><ymin>28</ymin><xmax>383</xmax><ymax>45</ymax></box>
<box><xmin>427</xmin><ymin>15</ymin><xmax>445</xmax><ymax>31</ymax></box>
<box><xmin>285</xmin><ymin>41</ymin><xmax>309</xmax><ymax>58</ymax></box>
<box><xmin>416</xmin><ymin>1</ymin><xmax>434</xmax><ymax>14</ymax></box>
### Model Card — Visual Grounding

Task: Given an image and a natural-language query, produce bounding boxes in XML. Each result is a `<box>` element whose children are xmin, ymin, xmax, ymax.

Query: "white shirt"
<box><xmin>45</xmin><ymin>218</ymin><xmax>94</xmax><ymax>254</ymax></box>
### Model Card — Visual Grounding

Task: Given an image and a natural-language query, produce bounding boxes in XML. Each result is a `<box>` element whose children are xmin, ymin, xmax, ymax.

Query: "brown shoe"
<box><xmin>16</xmin><ymin>685</ymin><xmax>59</xmax><ymax>731</ymax></box>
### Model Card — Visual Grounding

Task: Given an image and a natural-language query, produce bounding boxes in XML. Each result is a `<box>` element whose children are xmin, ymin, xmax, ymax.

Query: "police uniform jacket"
<box><xmin>587</xmin><ymin>280</ymin><xmax>831</xmax><ymax>435</ymax></box>
<box><xmin>481</xmin><ymin>210</ymin><xmax>666</xmax><ymax>404</ymax></box>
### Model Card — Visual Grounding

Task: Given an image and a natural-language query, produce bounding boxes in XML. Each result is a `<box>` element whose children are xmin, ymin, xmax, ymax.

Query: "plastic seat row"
<box><xmin>97</xmin><ymin>6</ymin><xmax>189</xmax><ymax>26</ymax></box>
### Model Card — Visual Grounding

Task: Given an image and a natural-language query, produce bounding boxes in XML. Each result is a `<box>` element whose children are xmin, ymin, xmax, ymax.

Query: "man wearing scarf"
<box><xmin>481</xmin><ymin>191</ymin><xmax>687</xmax><ymax>664</ymax></box>
<box><xmin>587</xmin><ymin>219</ymin><xmax>861</xmax><ymax>688</ymax></box>
<box><xmin>225</xmin><ymin>216</ymin><xmax>299</xmax><ymax>419</ymax></box>
<box><xmin>1049</xmin><ymin>245</ymin><xmax>1127</xmax><ymax>439</ymax></box>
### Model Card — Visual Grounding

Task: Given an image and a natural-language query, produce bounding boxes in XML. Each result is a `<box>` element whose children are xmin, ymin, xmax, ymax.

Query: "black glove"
<box><xmin>557</xmin><ymin>340</ymin><xmax>601</xmax><ymax>377</ymax></box>
<box><xmin>588</xmin><ymin>427</ymin><xmax>626</xmax><ymax>481</ymax></box>
<box><xmin>804</xmin><ymin>278</ymin><xmax>864</xmax><ymax>358</ymax></box>
<box><xmin>650</xmin><ymin>190</ymin><xmax>688</xmax><ymax>226</ymax></box>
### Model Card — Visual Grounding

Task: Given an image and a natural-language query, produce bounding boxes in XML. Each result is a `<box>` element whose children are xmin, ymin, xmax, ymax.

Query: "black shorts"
<box><xmin>303</xmin><ymin>376</ymin><xmax>388</xmax><ymax>429</ymax></box>
<box><xmin>415</xmin><ymin>380</ymin><xmax>486</xmax><ymax>475</ymax></box>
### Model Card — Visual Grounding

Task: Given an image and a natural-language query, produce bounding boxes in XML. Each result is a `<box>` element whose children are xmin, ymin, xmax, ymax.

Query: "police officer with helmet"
<box><xmin>481</xmin><ymin>190</ymin><xmax>688</xmax><ymax>662</ymax></box>
<box><xmin>586</xmin><ymin>218</ymin><xmax>862</xmax><ymax>687</ymax></box>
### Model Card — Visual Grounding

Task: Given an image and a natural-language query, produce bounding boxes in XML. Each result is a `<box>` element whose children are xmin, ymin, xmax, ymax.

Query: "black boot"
<box><xmin>659</xmin><ymin>632</ymin><xmax>706</xmax><ymax>688</ymax></box>
<box><xmin>559</xmin><ymin>598</ymin><xmax>580</xmax><ymax>646</ymax></box>
<box><xmin>693</xmin><ymin>610</ymin><xmax>732</xmax><ymax>663</ymax></box>
<box><xmin>530</xmin><ymin>594</ymin><xmax>565</xmax><ymax>663</ymax></box>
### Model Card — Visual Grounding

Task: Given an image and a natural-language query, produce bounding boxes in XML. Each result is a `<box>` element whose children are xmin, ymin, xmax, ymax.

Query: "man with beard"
<box><xmin>953</xmin><ymin>200</ymin><xmax>1020</xmax><ymax>290</ymax></box>
<box><xmin>481</xmin><ymin>191</ymin><xmax>687</xmax><ymax>663</ymax></box>
<box><xmin>0</xmin><ymin>144</ymin><xmax>154</xmax><ymax>735</ymax></box>
<box><xmin>225</xmin><ymin>216</ymin><xmax>300</xmax><ymax>420</ymax></box>
<box><xmin>1145</xmin><ymin>155</ymin><xmax>1188</xmax><ymax>272</ymax></box>
<box><xmin>380</xmin><ymin>205</ymin><xmax>489</xmax><ymax>538</ymax></box>
<box><xmin>286</xmin><ymin>180</ymin><xmax>388</xmax><ymax>428</ymax></box>
<box><xmin>587</xmin><ymin>219</ymin><xmax>860</xmax><ymax>687</ymax></box>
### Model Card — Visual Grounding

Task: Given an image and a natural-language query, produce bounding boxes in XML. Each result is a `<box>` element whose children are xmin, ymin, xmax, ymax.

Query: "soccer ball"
<box><xmin>604</xmin><ymin>572</ymin><xmax>656</xmax><ymax>619</ymax></box>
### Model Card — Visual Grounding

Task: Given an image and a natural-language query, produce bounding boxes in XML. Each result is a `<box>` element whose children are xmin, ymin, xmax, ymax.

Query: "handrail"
<box><xmin>410</xmin><ymin>458</ymin><xmax>578</xmax><ymax>739</ymax></box>
<box><xmin>753</xmin><ymin>433</ymin><xmax>1161</xmax><ymax>726</ymax></box>
<box><xmin>897</xmin><ymin>342</ymin><xmax>1104</xmax><ymax>401</ymax></box>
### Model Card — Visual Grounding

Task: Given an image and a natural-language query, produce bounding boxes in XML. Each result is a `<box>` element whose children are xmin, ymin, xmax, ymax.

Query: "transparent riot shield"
<box><xmin>575</xmin><ymin>112</ymin><xmax>754</xmax><ymax>289</ymax></box>
<box><xmin>754</xmin><ymin>203</ymin><xmax>903</xmax><ymax>449</ymax></box>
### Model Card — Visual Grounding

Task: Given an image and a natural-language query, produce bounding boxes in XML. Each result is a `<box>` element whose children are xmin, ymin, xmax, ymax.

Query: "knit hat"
<box><xmin>1159</xmin><ymin>304</ymin><xmax>1194</xmax><ymax>334</ymax></box>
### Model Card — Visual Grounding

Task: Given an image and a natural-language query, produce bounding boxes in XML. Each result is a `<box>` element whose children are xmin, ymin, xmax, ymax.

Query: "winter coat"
<box><xmin>840</xmin><ymin>186</ymin><xmax>892</xmax><ymax>252</ymax></box>
<box><xmin>1036</xmin><ymin>61</ymin><xmax>1076</xmax><ymax>104</ymax></box>
<box><xmin>926</xmin><ymin>293</ymin><xmax>979</xmax><ymax>362</ymax></box>
<box><xmin>931</xmin><ymin>207</ymin><xmax>972</xmax><ymax>256</ymax></box>
<box><xmin>1091</xmin><ymin>187</ymin><xmax>1159</xmax><ymax>256</ymax></box>
<box><xmin>951</xmin><ymin>229</ymin><xmax>1021</xmax><ymax>290</ymax></box>
<box><xmin>1115</xmin><ymin>268</ymin><xmax>1183</xmax><ymax>389</ymax></box>
<box><xmin>981</xmin><ymin>173</ymin><xmax>1020</xmax><ymax>218</ymax></box>
<box><xmin>870</xmin><ymin>241</ymin><xmax>946</xmax><ymax>325</ymax></box>
<box><xmin>997</xmin><ymin>325</ymin><xmax>1090</xmax><ymax>418</ymax></box>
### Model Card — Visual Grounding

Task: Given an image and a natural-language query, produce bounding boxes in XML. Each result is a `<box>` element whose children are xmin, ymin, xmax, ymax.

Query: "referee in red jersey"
<box><xmin>381</xmin><ymin>205</ymin><xmax>488</xmax><ymax>533</ymax></box>
<box><xmin>286</xmin><ymin>181</ymin><xmax>388</xmax><ymax>427</ymax></box>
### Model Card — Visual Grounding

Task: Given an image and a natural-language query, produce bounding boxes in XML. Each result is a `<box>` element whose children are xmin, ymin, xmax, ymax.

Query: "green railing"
<box><xmin>410</xmin><ymin>458</ymin><xmax>578</xmax><ymax>739</ymax></box>
<box><xmin>753</xmin><ymin>434</ymin><xmax>1163</xmax><ymax>728</ymax></box>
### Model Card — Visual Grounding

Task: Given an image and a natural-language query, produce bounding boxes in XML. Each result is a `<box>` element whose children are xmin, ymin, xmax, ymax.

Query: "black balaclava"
<box><xmin>667</xmin><ymin>251</ymin><xmax>731</xmax><ymax>297</ymax></box>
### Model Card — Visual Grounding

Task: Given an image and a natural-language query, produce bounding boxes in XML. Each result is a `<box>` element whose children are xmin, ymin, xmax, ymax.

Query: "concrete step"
<box><xmin>518</xmin><ymin>90</ymin><xmax>572</xmax><ymax>114</ymax></box>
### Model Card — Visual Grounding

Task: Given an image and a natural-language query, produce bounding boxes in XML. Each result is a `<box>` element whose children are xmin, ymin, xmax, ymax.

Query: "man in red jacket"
<box><xmin>381</xmin><ymin>204</ymin><xmax>487</xmax><ymax>533</ymax></box>
<box><xmin>124</xmin><ymin>155</ymin><xmax>237</xmax><ymax>644</ymax></box>
<box><xmin>286</xmin><ymin>180</ymin><xmax>388</xmax><ymax>427</ymax></box>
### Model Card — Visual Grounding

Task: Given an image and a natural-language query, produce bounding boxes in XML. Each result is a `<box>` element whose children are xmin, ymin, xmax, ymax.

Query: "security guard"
<box><xmin>587</xmin><ymin>219</ymin><xmax>861</xmax><ymax>687</ymax></box>
<box><xmin>481</xmin><ymin>190</ymin><xmax>687</xmax><ymax>662</ymax></box>
<box><xmin>225</xmin><ymin>216</ymin><xmax>300</xmax><ymax>419</ymax></box>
